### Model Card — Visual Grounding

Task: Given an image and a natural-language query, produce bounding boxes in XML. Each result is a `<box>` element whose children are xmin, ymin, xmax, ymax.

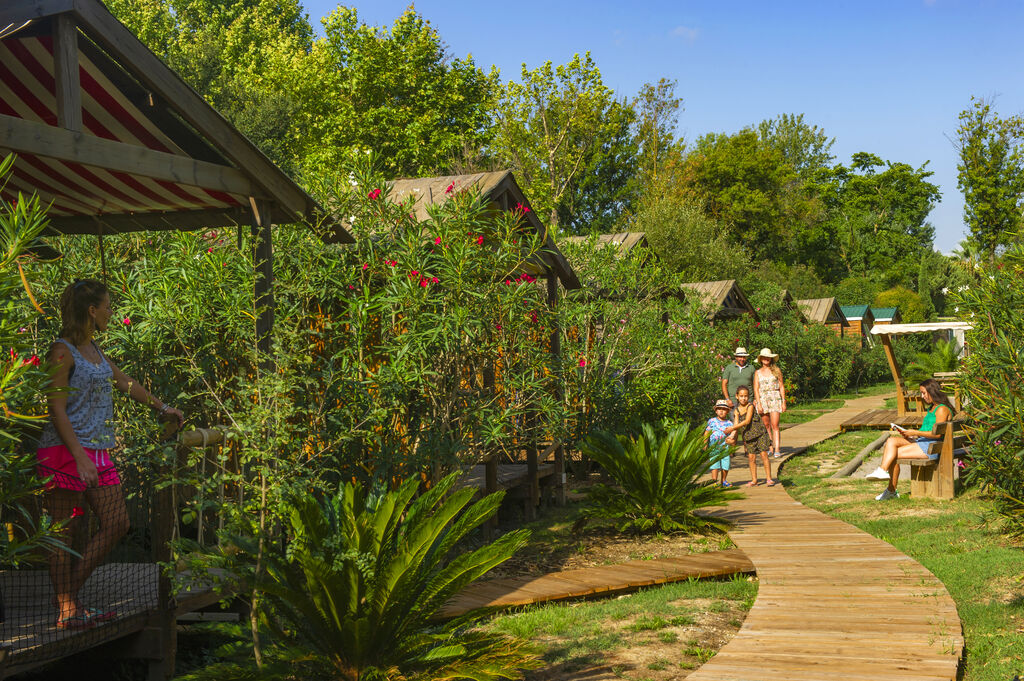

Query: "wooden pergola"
<box><xmin>0</xmin><ymin>0</ymin><xmax>353</xmax><ymax>355</ymax></box>
<box><xmin>0</xmin><ymin>2</ymin><xmax>352</xmax><ymax>678</ymax></box>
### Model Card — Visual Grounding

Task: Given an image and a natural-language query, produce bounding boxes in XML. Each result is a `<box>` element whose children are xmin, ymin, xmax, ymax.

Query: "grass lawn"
<box><xmin>781</xmin><ymin>435</ymin><xmax>1024</xmax><ymax>681</ymax></box>
<box><xmin>483</xmin><ymin>575</ymin><xmax>757</xmax><ymax>680</ymax></box>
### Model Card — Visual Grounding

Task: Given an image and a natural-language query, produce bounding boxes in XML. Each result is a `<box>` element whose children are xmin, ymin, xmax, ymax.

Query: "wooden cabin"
<box><xmin>840</xmin><ymin>305</ymin><xmax>876</xmax><ymax>347</ymax></box>
<box><xmin>871</xmin><ymin>307</ymin><xmax>902</xmax><ymax>325</ymax></box>
<box><xmin>564</xmin><ymin>231</ymin><xmax>649</xmax><ymax>259</ymax></box>
<box><xmin>0</xmin><ymin>1</ymin><xmax>352</xmax><ymax>678</ymax></box>
<box><xmin>679</xmin><ymin>279</ymin><xmax>757</xmax><ymax>322</ymax></box>
<box><xmin>797</xmin><ymin>297</ymin><xmax>850</xmax><ymax>336</ymax></box>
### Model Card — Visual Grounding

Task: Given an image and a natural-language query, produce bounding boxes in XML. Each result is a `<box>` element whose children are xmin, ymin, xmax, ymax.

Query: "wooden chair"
<box><xmin>898</xmin><ymin>419</ymin><xmax>969</xmax><ymax>499</ymax></box>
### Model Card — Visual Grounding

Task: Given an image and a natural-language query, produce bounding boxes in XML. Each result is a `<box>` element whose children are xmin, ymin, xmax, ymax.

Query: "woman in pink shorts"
<box><xmin>37</xmin><ymin>279</ymin><xmax>183</xmax><ymax>629</ymax></box>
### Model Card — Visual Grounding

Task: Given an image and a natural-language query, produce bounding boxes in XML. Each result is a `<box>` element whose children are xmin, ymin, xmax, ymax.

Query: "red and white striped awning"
<box><xmin>0</xmin><ymin>1</ymin><xmax>351</xmax><ymax>241</ymax></box>
<box><xmin>0</xmin><ymin>31</ymin><xmax>243</xmax><ymax>219</ymax></box>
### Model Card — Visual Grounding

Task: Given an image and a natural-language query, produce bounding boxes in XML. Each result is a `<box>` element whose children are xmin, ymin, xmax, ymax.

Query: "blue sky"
<box><xmin>303</xmin><ymin>1</ymin><xmax>1024</xmax><ymax>252</ymax></box>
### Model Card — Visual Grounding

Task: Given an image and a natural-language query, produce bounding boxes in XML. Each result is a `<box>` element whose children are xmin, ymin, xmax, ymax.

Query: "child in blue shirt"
<box><xmin>706</xmin><ymin>399</ymin><xmax>737</xmax><ymax>486</ymax></box>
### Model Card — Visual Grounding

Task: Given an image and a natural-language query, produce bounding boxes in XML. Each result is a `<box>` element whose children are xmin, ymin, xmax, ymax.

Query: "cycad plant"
<box><xmin>578</xmin><ymin>422</ymin><xmax>740</xmax><ymax>534</ymax></box>
<box><xmin>904</xmin><ymin>339</ymin><xmax>961</xmax><ymax>384</ymax></box>
<box><xmin>188</xmin><ymin>473</ymin><xmax>537</xmax><ymax>681</ymax></box>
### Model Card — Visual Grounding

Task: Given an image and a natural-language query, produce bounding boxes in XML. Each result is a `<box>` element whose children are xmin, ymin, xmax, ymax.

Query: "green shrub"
<box><xmin>874</xmin><ymin>285</ymin><xmax>928</xmax><ymax>322</ymax></box>
<box><xmin>957</xmin><ymin>238</ymin><xmax>1024</xmax><ymax>534</ymax></box>
<box><xmin>904</xmin><ymin>339</ymin><xmax>961</xmax><ymax>384</ymax></box>
<box><xmin>189</xmin><ymin>474</ymin><xmax>538</xmax><ymax>681</ymax></box>
<box><xmin>578</xmin><ymin>422</ymin><xmax>740</xmax><ymax>533</ymax></box>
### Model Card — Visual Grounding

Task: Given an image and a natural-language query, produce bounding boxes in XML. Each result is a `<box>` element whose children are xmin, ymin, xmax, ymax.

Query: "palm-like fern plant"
<box><xmin>578</xmin><ymin>422</ymin><xmax>740</xmax><ymax>533</ymax></box>
<box><xmin>192</xmin><ymin>473</ymin><xmax>537</xmax><ymax>681</ymax></box>
<box><xmin>904</xmin><ymin>339</ymin><xmax>961</xmax><ymax>384</ymax></box>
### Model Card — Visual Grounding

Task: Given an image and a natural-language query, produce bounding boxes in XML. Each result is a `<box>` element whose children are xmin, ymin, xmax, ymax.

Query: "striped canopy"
<box><xmin>0</xmin><ymin>0</ymin><xmax>351</xmax><ymax>240</ymax></box>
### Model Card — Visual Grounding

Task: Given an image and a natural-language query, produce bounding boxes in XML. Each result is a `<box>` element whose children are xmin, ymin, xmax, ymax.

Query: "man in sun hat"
<box><xmin>721</xmin><ymin>346</ymin><xmax>754</xmax><ymax>409</ymax></box>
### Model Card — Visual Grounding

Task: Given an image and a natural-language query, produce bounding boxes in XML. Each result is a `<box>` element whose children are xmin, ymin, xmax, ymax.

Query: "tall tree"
<box><xmin>634</xmin><ymin>78</ymin><xmax>683</xmax><ymax>183</ymax></box>
<box><xmin>757</xmin><ymin>113</ymin><xmax>834</xmax><ymax>178</ymax></box>
<box><xmin>955</xmin><ymin>96</ymin><xmax>1024</xmax><ymax>262</ymax></box>
<box><xmin>492</xmin><ymin>52</ymin><xmax>636</xmax><ymax>232</ymax></box>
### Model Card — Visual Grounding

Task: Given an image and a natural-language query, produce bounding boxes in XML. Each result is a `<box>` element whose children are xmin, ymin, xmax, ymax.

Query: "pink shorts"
<box><xmin>36</xmin><ymin>444</ymin><xmax>121</xmax><ymax>490</ymax></box>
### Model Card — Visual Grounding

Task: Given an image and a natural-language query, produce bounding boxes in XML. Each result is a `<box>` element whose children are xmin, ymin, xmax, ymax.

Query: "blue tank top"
<box><xmin>38</xmin><ymin>339</ymin><xmax>116</xmax><ymax>450</ymax></box>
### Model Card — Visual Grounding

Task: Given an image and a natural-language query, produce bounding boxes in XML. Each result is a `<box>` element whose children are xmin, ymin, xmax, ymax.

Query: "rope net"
<box><xmin>1</xmin><ymin>459</ymin><xmax>161</xmax><ymax>668</ymax></box>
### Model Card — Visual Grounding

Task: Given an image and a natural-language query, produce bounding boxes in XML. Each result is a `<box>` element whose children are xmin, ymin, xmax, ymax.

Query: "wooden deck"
<box><xmin>0</xmin><ymin>564</ymin><xmax>224</xmax><ymax>677</ymax></box>
<box><xmin>459</xmin><ymin>463</ymin><xmax>555</xmax><ymax>493</ymax></box>
<box><xmin>840</xmin><ymin>409</ymin><xmax>924</xmax><ymax>432</ymax></box>
<box><xmin>439</xmin><ymin>549</ymin><xmax>754</xmax><ymax>619</ymax></box>
<box><xmin>689</xmin><ymin>486</ymin><xmax>963</xmax><ymax>680</ymax></box>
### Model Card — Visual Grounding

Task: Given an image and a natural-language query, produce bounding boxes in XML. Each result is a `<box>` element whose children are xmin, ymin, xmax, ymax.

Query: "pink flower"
<box><xmin>22</xmin><ymin>354</ymin><xmax>40</xmax><ymax>367</ymax></box>
<box><xmin>348</xmin><ymin>285</ymin><xmax>355</xmax><ymax>290</ymax></box>
<box><xmin>579</xmin><ymin>358</ymin><xmax>587</xmax><ymax>367</ymax></box>
<box><xmin>431</xmin><ymin>277</ymin><xmax>439</xmax><ymax>283</ymax></box>
<box><xmin>206</xmin><ymin>247</ymin><xmax>213</xmax><ymax>253</ymax></box>
<box><xmin>368</xmin><ymin>188</ymin><xmax>381</xmax><ymax>200</ymax></box>
<box><xmin>504</xmin><ymin>279</ymin><xmax>512</xmax><ymax>286</ymax></box>
<box><xmin>362</xmin><ymin>263</ymin><xmax>369</xmax><ymax>270</ymax></box>
<box><xmin>419</xmin><ymin>278</ymin><xmax>429</xmax><ymax>287</ymax></box>
<box><xmin>515</xmin><ymin>202</ymin><xmax>531</xmax><ymax>213</ymax></box>
<box><xmin>444</xmin><ymin>181</ymin><xmax>455</xmax><ymax>194</ymax></box>
<box><xmin>476</xmin><ymin>235</ymin><xmax>484</xmax><ymax>245</ymax></box>
<box><xmin>434</xmin><ymin>237</ymin><xmax>442</xmax><ymax>245</ymax></box>
<box><xmin>495</xmin><ymin>323</ymin><xmax>502</xmax><ymax>331</ymax></box>
<box><xmin>123</xmin><ymin>318</ymin><xmax>131</xmax><ymax>326</ymax></box>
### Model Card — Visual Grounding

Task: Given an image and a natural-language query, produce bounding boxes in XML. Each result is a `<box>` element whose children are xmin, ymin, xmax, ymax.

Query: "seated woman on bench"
<box><xmin>865</xmin><ymin>379</ymin><xmax>955</xmax><ymax>500</ymax></box>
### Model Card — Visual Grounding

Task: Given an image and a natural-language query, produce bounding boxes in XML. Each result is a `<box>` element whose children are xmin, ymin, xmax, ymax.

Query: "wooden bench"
<box><xmin>898</xmin><ymin>419</ymin><xmax>969</xmax><ymax>499</ymax></box>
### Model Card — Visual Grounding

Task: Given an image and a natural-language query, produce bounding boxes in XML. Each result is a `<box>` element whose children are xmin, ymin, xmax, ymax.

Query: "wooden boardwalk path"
<box><xmin>440</xmin><ymin>549</ymin><xmax>754</xmax><ymax>619</ymax></box>
<box><xmin>689</xmin><ymin>486</ymin><xmax>963</xmax><ymax>680</ymax></box>
<box><xmin>724</xmin><ymin>392</ymin><xmax>893</xmax><ymax>485</ymax></box>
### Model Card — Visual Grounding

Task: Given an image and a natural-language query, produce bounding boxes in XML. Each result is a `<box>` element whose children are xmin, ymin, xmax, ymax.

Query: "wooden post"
<box><xmin>546</xmin><ymin>273</ymin><xmax>566</xmax><ymax>506</ymax></box>
<box><xmin>53</xmin><ymin>14</ymin><xmax>82</xmax><ymax>132</ymax></box>
<box><xmin>936</xmin><ymin>422</ymin><xmax>956</xmax><ymax>500</ymax></box>
<box><xmin>879</xmin><ymin>334</ymin><xmax>905</xmax><ymax>417</ymax></box>
<box><xmin>146</xmin><ymin>444</ymin><xmax>178</xmax><ymax>680</ymax></box>
<box><xmin>250</xmin><ymin>198</ymin><xmax>274</xmax><ymax>363</ymax></box>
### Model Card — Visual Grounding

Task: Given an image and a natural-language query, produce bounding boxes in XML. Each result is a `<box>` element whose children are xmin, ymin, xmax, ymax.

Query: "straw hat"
<box><xmin>733</xmin><ymin>346</ymin><xmax>749</xmax><ymax>357</ymax></box>
<box><xmin>757</xmin><ymin>347</ymin><xmax>778</xmax><ymax>359</ymax></box>
<box><xmin>714</xmin><ymin>399</ymin><xmax>731</xmax><ymax>410</ymax></box>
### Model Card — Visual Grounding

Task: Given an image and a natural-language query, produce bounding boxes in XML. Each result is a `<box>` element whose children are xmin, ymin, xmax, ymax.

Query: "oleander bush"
<box><xmin>956</xmin><ymin>238</ymin><xmax>1024</xmax><ymax>534</ymax></box>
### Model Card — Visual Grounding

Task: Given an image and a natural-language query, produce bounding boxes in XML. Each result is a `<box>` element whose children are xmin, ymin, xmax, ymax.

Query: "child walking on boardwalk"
<box><xmin>706</xmin><ymin>399</ymin><xmax>737</xmax><ymax>487</ymax></box>
<box><xmin>734</xmin><ymin>386</ymin><xmax>775</xmax><ymax>487</ymax></box>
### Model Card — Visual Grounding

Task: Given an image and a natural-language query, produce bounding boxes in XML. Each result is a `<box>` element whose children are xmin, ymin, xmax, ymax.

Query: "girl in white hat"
<box><xmin>753</xmin><ymin>348</ymin><xmax>786</xmax><ymax>457</ymax></box>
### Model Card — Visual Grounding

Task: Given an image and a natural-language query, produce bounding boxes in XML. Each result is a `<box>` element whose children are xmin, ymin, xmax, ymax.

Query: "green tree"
<box><xmin>634</xmin><ymin>78</ymin><xmax>683</xmax><ymax>183</ymax></box>
<box><xmin>492</xmin><ymin>52</ymin><xmax>637</xmax><ymax>232</ymax></box>
<box><xmin>874</xmin><ymin>286</ymin><xmax>928</xmax><ymax>323</ymax></box>
<box><xmin>676</xmin><ymin>128</ymin><xmax>820</xmax><ymax>261</ymax></box>
<box><xmin>955</xmin><ymin>96</ymin><xmax>1024</xmax><ymax>262</ymax></box>
<box><xmin>757</xmin><ymin>113</ymin><xmax>835</xmax><ymax>178</ymax></box>
<box><xmin>809</xmin><ymin>153</ymin><xmax>940</xmax><ymax>285</ymax></box>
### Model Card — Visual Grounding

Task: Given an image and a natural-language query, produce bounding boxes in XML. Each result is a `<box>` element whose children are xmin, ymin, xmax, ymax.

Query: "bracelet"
<box><xmin>159</xmin><ymin>404</ymin><xmax>171</xmax><ymax>415</ymax></box>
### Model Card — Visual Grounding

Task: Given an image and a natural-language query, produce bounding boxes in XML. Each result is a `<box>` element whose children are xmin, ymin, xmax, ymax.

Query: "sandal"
<box><xmin>56</xmin><ymin>613</ymin><xmax>95</xmax><ymax>630</ymax></box>
<box><xmin>85</xmin><ymin>607</ymin><xmax>117</xmax><ymax>623</ymax></box>
<box><xmin>721</xmin><ymin>481</ymin><xmax>732</xmax><ymax>487</ymax></box>
<box><xmin>766</xmin><ymin>479</ymin><xmax>777</xmax><ymax>487</ymax></box>
<box><xmin>744</xmin><ymin>480</ymin><xmax>758</xmax><ymax>487</ymax></box>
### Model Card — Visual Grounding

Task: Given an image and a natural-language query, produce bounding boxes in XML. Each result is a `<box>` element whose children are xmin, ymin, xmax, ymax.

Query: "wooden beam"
<box><xmin>0</xmin><ymin>114</ymin><xmax>260</xmax><ymax>197</ymax></box>
<box><xmin>72</xmin><ymin>0</ymin><xmax>311</xmax><ymax>221</ymax></box>
<box><xmin>52</xmin><ymin>13</ymin><xmax>81</xmax><ymax>131</ymax></box>
<box><xmin>44</xmin><ymin>206</ymin><xmax>252</xmax><ymax>235</ymax></box>
<box><xmin>251</xmin><ymin>198</ymin><xmax>274</xmax><ymax>361</ymax></box>
<box><xmin>879</xmin><ymin>334</ymin><xmax>906</xmax><ymax>417</ymax></box>
<box><xmin>0</xmin><ymin>0</ymin><xmax>73</xmax><ymax>27</ymax></box>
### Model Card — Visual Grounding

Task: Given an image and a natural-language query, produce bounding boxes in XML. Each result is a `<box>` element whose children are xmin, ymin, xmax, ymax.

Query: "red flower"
<box><xmin>476</xmin><ymin>235</ymin><xmax>484</xmax><ymax>245</ymax></box>
<box><xmin>515</xmin><ymin>202</ymin><xmax>531</xmax><ymax>213</ymax></box>
<box><xmin>206</xmin><ymin>247</ymin><xmax>213</xmax><ymax>253</ymax></box>
<box><xmin>348</xmin><ymin>285</ymin><xmax>355</xmax><ymax>290</ymax></box>
<box><xmin>123</xmin><ymin>318</ymin><xmax>131</xmax><ymax>326</ymax></box>
<box><xmin>368</xmin><ymin>188</ymin><xmax>381</xmax><ymax>200</ymax></box>
<box><xmin>8</xmin><ymin>348</ymin><xmax>15</xmax><ymax>360</ymax></box>
<box><xmin>70</xmin><ymin>506</ymin><xmax>84</xmax><ymax>518</ymax></box>
<box><xmin>495</xmin><ymin>323</ymin><xmax>502</xmax><ymax>331</ymax></box>
<box><xmin>362</xmin><ymin>263</ymin><xmax>369</xmax><ymax>270</ymax></box>
<box><xmin>504</xmin><ymin>279</ymin><xmax>512</xmax><ymax>286</ymax></box>
<box><xmin>529</xmin><ymin>310</ymin><xmax>538</xmax><ymax>324</ymax></box>
<box><xmin>579</xmin><ymin>358</ymin><xmax>587</xmax><ymax>367</ymax></box>
<box><xmin>22</xmin><ymin>354</ymin><xmax>40</xmax><ymax>367</ymax></box>
<box><xmin>444</xmin><ymin>181</ymin><xmax>455</xmax><ymax>194</ymax></box>
<box><xmin>434</xmin><ymin>237</ymin><xmax>442</xmax><ymax>245</ymax></box>
<box><xmin>419</xmin><ymin>278</ymin><xmax>429</xmax><ymax>287</ymax></box>
<box><xmin>430</xmin><ymin>277</ymin><xmax>439</xmax><ymax>283</ymax></box>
